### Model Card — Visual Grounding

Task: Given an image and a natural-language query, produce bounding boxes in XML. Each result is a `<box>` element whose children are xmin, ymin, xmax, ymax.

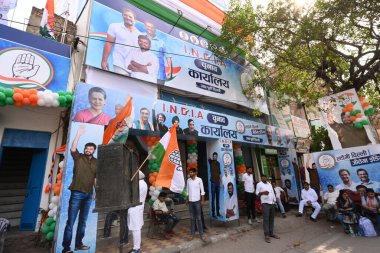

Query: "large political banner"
<box><xmin>86</xmin><ymin>0</ymin><xmax>268</xmax><ymax>114</ymax></box>
<box><xmin>278</xmin><ymin>149</ymin><xmax>300</xmax><ymax>204</ymax></box>
<box><xmin>0</xmin><ymin>25</ymin><xmax>70</xmax><ymax>91</ymax></box>
<box><xmin>318</xmin><ymin>88</ymin><xmax>377</xmax><ymax>150</ymax></box>
<box><xmin>312</xmin><ymin>144</ymin><xmax>380</xmax><ymax>193</ymax></box>
<box><xmin>207</xmin><ymin>139</ymin><xmax>239</xmax><ymax>222</ymax></box>
<box><xmin>72</xmin><ymin>83</ymin><xmax>294</xmax><ymax>147</ymax></box>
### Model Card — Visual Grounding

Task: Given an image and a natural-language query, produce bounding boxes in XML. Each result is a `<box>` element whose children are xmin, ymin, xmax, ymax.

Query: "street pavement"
<box><xmin>189</xmin><ymin>211</ymin><xmax>379</xmax><ymax>253</ymax></box>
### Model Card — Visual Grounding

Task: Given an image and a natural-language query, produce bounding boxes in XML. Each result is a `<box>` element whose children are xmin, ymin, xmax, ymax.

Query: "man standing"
<box><xmin>186</xmin><ymin>168</ymin><xmax>206</xmax><ymax>241</ymax></box>
<box><xmin>256</xmin><ymin>174</ymin><xmax>280</xmax><ymax>243</ymax></box>
<box><xmin>335</xmin><ymin>169</ymin><xmax>358</xmax><ymax>191</ymax></box>
<box><xmin>296</xmin><ymin>182</ymin><xmax>321</xmax><ymax>222</ymax></box>
<box><xmin>271</xmin><ymin>181</ymin><xmax>287</xmax><ymax>218</ymax></box>
<box><xmin>62</xmin><ymin>125</ymin><xmax>97</xmax><ymax>253</ymax></box>
<box><xmin>133</xmin><ymin>107</ymin><xmax>154</xmax><ymax>131</ymax></box>
<box><xmin>184</xmin><ymin>119</ymin><xmax>198</xmax><ymax>136</ymax></box>
<box><xmin>322</xmin><ymin>184</ymin><xmax>338</xmax><ymax>221</ymax></box>
<box><xmin>208</xmin><ymin>152</ymin><xmax>222</xmax><ymax>218</ymax></box>
<box><xmin>128</xmin><ymin>171</ymin><xmax>148</xmax><ymax>253</ymax></box>
<box><xmin>225</xmin><ymin>182</ymin><xmax>238</xmax><ymax>221</ymax></box>
<box><xmin>327</xmin><ymin>112</ymin><xmax>371</xmax><ymax>148</ymax></box>
<box><xmin>242</xmin><ymin>167</ymin><xmax>257</xmax><ymax>224</ymax></box>
<box><xmin>357</xmin><ymin>168</ymin><xmax>380</xmax><ymax>192</ymax></box>
<box><xmin>144</xmin><ymin>21</ymin><xmax>172</xmax><ymax>84</ymax></box>
<box><xmin>127</xmin><ymin>35</ymin><xmax>159</xmax><ymax>83</ymax></box>
<box><xmin>101</xmin><ymin>9</ymin><xmax>142</xmax><ymax>75</ymax></box>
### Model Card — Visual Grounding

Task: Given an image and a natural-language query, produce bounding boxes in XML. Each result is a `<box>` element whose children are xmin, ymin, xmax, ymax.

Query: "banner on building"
<box><xmin>295</xmin><ymin>138</ymin><xmax>311</xmax><ymax>153</ymax></box>
<box><xmin>0</xmin><ymin>25</ymin><xmax>70</xmax><ymax>91</ymax></box>
<box><xmin>318</xmin><ymin>88</ymin><xmax>377</xmax><ymax>150</ymax></box>
<box><xmin>312</xmin><ymin>144</ymin><xmax>380</xmax><ymax>193</ymax></box>
<box><xmin>72</xmin><ymin>83</ymin><xmax>294</xmax><ymax>147</ymax></box>
<box><xmin>291</xmin><ymin>115</ymin><xmax>310</xmax><ymax>138</ymax></box>
<box><xmin>85</xmin><ymin>0</ymin><xmax>269</xmax><ymax>114</ymax></box>
<box><xmin>207</xmin><ymin>139</ymin><xmax>239</xmax><ymax>221</ymax></box>
<box><xmin>277</xmin><ymin>149</ymin><xmax>300</xmax><ymax>204</ymax></box>
<box><xmin>268</xmin><ymin>97</ymin><xmax>293</xmax><ymax>130</ymax></box>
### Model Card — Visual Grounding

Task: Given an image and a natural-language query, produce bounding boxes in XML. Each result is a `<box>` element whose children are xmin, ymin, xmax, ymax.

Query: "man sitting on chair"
<box><xmin>153</xmin><ymin>192</ymin><xmax>179</xmax><ymax>238</ymax></box>
<box><xmin>296</xmin><ymin>182</ymin><xmax>321</xmax><ymax>222</ymax></box>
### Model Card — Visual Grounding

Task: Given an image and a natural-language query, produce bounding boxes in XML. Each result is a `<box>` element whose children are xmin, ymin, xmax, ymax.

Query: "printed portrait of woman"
<box><xmin>73</xmin><ymin>86</ymin><xmax>112</xmax><ymax>125</ymax></box>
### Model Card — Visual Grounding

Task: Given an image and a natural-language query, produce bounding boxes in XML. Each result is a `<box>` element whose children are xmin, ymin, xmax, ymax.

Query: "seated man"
<box><xmin>296</xmin><ymin>182</ymin><xmax>321</xmax><ymax>222</ymax></box>
<box><xmin>322</xmin><ymin>184</ymin><xmax>338</xmax><ymax>221</ymax></box>
<box><xmin>153</xmin><ymin>192</ymin><xmax>179</xmax><ymax>238</ymax></box>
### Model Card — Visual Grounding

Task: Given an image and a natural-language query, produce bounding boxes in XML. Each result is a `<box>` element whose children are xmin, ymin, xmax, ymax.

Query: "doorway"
<box><xmin>0</xmin><ymin>129</ymin><xmax>50</xmax><ymax>230</ymax></box>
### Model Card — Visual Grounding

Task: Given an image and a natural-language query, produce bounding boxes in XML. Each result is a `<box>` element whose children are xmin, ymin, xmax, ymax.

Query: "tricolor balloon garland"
<box><xmin>0</xmin><ymin>87</ymin><xmax>73</xmax><ymax>107</ymax></box>
<box><xmin>341</xmin><ymin>97</ymin><xmax>375</xmax><ymax>128</ymax></box>
<box><xmin>143</xmin><ymin>136</ymin><xmax>162</xmax><ymax>206</ymax></box>
<box><xmin>186</xmin><ymin>140</ymin><xmax>198</xmax><ymax>172</ymax></box>
<box><xmin>233</xmin><ymin>145</ymin><xmax>246</xmax><ymax>192</ymax></box>
<box><xmin>41</xmin><ymin>161</ymin><xmax>65</xmax><ymax>242</ymax></box>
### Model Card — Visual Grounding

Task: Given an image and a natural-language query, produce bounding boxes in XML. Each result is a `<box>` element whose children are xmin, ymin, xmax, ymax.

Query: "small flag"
<box><xmin>40</xmin><ymin>0</ymin><xmax>55</xmax><ymax>39</ymax></box>
<box><xmin>102</xmin><ymin>97</ymin><xmax>133</xmax><ymax>144</ymax></box>
<box><xmin>151</xmin><ymin>124</ymin><xmax>185</xmax><ymax>193</ymax></box>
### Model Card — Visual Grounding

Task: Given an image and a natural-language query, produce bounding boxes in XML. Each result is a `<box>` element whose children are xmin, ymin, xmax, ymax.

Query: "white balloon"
<box><xmin>45</xmin><ymin>90</ymin><xmax>53</xmax><ymax>95</ymax></box>
<box><xmin>59</xmin><ymin>161</ymin><xmax>64</xmax><ymax>168</ymax></box>
<box><xmin>53</xmin><ymin>215</ymin><xmax>56</xmax><ymax>221</ymax></box>
<box><xmin>48</xmin><ymin>203</ymin><xmax>56</xmax><ymax>210</ymax></box>
<box><xmin>51</xmin><ymin>196</ymin><xmax>59</xmax><ymax>204</ymax></box>
<box><xmin>153</xmin><ymin>190</ymin><xmax>160</xmax><ymax>197</ymax></box>
<box><xmin>37</xmin><ymin>99</ymin><xmax>45</xmax><ymax>106</ymax></box>
<box><xmin>149</xmin><ymin>190</ymin><xmax>154</xmax><ymax>196</ymax></box>
<box><xmin>48</xmin><ymin>210</ymin><xmax>54</xmax><ymax>217</ymax></box>
<box><xmin>37</xmin><ymin>91</ymin><xmax>44</xmax><ymax>97</ymax></box>
<box><xmin>151</xmin><ymin>195</ymin><xmax>157</xmax><ymax>201</ymax></box>
<box><xmin>53</xmin><ymin>206</ymin><xmax>58</xmax><ymax>213</ymax></box>
<box><xmin>52</xmin><ymin>93</ymin><xmax>59</xmax><ymax>99</ymax></box>
<box><xmin>149</xmin><ymin>186</ymin><xmax>155</xmax><ymax>191</ymax></box>
<box><xmin>52</xmin><ymin>100</ymin><xmax>59</xmax><ymax>107</ymax></box>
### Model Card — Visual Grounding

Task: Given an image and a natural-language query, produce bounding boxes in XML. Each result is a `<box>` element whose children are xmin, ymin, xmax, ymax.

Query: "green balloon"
<box><xmin>0</xmin><ymin>92</ymin><xmax>6</xmax><ymax>101</ymax></box>
<box><xmin>4</xmin><ymin>88</ymin><xmax>14</xmax><ymax>97</ymax></box>
<box><xmin>0</xmin><ymin>87</ymin><xmax>4</xmax><ymax>93</ymax></box>
<box><xmin>65</xmin><ymin>94</ymin><xmax>73</xmax><ymax>103</ymax></box>
<box><xmin>354</xmin><ymin>122</ymin><xmax>362</xmax><ymax>128</ymax></box>
<box><xmin>0</xmin><ymin>101</ymin><xmax>5</xmax><ymax>107</ymax></box>
<box><xmin>361</xmin><ymin>119</ymin><xmax>369</xmax><ymax>125</ymax></box>
<box><xmin>45</xmin><ymin>217</ymin><xmax>54</xmax><ymax>226</ymax></box>
<box><xmin>45</xmin><ymin>231</ymin><xmax>54</xmax><ymax>241</ymax></box>
<box><xmin>49</xmin><ymin>222</ymin><xmax>56</xmax><ymax>231</ymax></box>
<box><xmin>66</xmin><ymin>91</ymin><xmax>73</xmax><ymax>96</ymax></box>
<box><xmin>148</xmin><ymin>198</ymin><xmax>154</xmax><ymax>206</ymax></box>
<box><xmin>5</xmin><ymin>97</ymin><xmax>14</xmax><ymax>105</ymax></box>
<box><xmin>42</xmin><ymin>225</ymin><xmax>50</xmax><ymax>234</ymax></box>
<box><xmin>58</xmin><ymin>96</ymin><xmax>67</xmax><ymax>103</ymax></box>
<box><xmin>57</xmin><ymin>90</ymin><xmax>65</xmax><ymax>96</ymax></box>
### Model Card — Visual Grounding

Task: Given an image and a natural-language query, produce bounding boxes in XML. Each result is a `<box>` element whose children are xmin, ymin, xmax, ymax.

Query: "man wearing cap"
<box><xmin>256</xmin><ymin>174</ymin><xmax>279</xmax><ymax>243</ymax></box>
<box><xmin>127</xmin><ymin>171</ymin><xmax>148</xmax><ymax>253</ymax></box>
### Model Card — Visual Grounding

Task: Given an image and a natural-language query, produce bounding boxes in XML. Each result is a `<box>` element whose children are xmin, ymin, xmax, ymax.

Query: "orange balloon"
<box><xmin>44</xmin><ymin>184</ymin><xmax>51</xmax><ymax>193</ymax></box>
<box><xmin>29</xmin><ymin>94</ymin><xmax>38</xmax><ymax>103</ymax></box>
<box><xmin>15</xmin><ymin>101</ymin><xmax>23</xmax><ymax>107</ymax></box>
<box><xmin>356</xmin><ymin>113</ymin><xmax>363</xmax><ymax>118</ymax></box>
<box><xmin>22</xmin><ymin>98</ymin><xmax>30</xmax><ymax>105</ymax></box>
<box><xmin>359</xmin><ymin>97</ymin><xmax>365</xmax><ymax>102</ymax></box>
<box><xmin>350</xmin><ymin>116</ymin><xmax>356</xmax><ymax>122</ymax></box>
<box><xmin>21</xmin><ymin>89</ymin><xmax>30</xmax><ymax>97</ymax></box>
<box><xmin>57</xmin><ymin>173</ymin><xmax>62</xmax><ymax>180</ymax></box>
<box><xmin>361</xmin><ymin>102</ymin><xmax>369</xmax><ymax>108</ymax></box>
<box><xmin>152</xmin><ymin>172</ymin><xmax>158</xmax><ymax>177</ymax></box>
<box><xmin>346</xmin><ymin>103</ymin><xmax>354</xmax><ymax>108</ymax></box>
<box><xmin>13</xmin><ymin>88</ymin><xmax>22</xmax><ymax>93</ymax></box>
<box><xmin>29</xmin><ymin>89</ymin><xmax>38</xmax><ymax>95</ymax></box>
<box><xmin>13</xmin><ymin>92</ymin><xmax>23</xmax><ymax>102</ymax></box>
<box><xmin>149</xmin><ymin>176</ymin><xmax>156</xmax><ymax>184</ymax></box>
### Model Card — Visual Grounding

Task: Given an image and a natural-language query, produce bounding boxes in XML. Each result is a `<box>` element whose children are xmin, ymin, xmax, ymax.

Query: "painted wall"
<box><xmin>0</xmin><ymin>106</ymin><xmax>65</xmax><ymax>230</ymax></box>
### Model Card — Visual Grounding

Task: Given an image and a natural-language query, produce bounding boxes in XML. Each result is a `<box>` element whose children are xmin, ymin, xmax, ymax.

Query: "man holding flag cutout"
<box><xmin>102</xmin><ymin>96</ymin><xmax>133</xmax><ymax>145</ymax></box>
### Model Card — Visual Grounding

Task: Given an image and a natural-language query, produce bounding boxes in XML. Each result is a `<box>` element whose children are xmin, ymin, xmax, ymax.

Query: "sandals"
<box><xmin>74</xmin><ymin>245</ymin><xmax>91</xmax><ymax>250</ymax></box>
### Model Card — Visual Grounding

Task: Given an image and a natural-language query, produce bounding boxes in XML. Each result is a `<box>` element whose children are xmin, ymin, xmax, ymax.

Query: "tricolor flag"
<box><xmin>151</xmin><ymin>125</ymin><xmax>185</xmax><ymax>193</ymax></box>
<box><xmin>40</xmin><ymin>0</ymin><xmax>55</xmax><ymax>39</ymax></box>
<box><xmin>102</xmin><ymin>97</ymin><xmax>133</xmax><ymax>144</ymax></box>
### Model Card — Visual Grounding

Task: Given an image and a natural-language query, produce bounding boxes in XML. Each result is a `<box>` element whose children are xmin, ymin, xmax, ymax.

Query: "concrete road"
<box><xmin>190</xmin><ymin>213</ymin><xmax>379</xmax><ymax>253</ymax></box>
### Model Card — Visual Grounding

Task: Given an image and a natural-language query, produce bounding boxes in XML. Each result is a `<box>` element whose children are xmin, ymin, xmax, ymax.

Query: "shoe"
<box><xmin>217</xmin><ymin>214</ymin><xmax>223</xmax><ymax>218</ymax></box>
<box><xmin>254</xmin><ymin>218</ymin><xmax>261</xmax><ymax>223</ymax></box>
<box><xmin>282</xmin><ymin>214</ymin><xmax>287</xmax><ymax>218</ymax></box>
<box><xmin>296</xmin><ymin>213</ymin><xmax>303</xmax><ymax>217</ymax></box>
<box><xmin>265</xmin><ymin>236</ymin><xmax>271</xmax><ymax>243</ymax></box>
<box><xmin>309</xmin><ymin>217</ymin><xmax>317</xmax><ymax>222</ymax></box>
<box><xmin>190</xmin><ymin>235</ymin><xmax>195</xmax><ymax>240</ymax></box>
<box><xmin>269</xmin><ymin>234</ymin><xmax>280</xmax><ymax>239</ymax></box>
<box><xmin>128</xmin><ymin>249</ymin><xmax>140</xmax><ymax>253</ymax></box>
<box><xmin>212</xmin><ymin>214</ymin><xmax>216</xmax><ymax>218</ymax></box>
<box><xmin>201</xmin><ymin>235</ymin><xmax>207</xmax><ymax>241</ymax></box>
<box><xmin>248</xmin><ymin>219</ymin><xmax>252</xmax><ymax>225</ymax></box>
<box><xmin>74</xmin><ymin>245</ymin><xmax>90</xmax><ymax>250</ymax></box>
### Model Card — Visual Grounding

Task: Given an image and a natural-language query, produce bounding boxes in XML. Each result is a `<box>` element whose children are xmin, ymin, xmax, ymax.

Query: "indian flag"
<box><xmin>151</xmin><ymin>125</ymin><xmax>185</xmax><ymax>193</ymax></box>
<box><xmin>40</xmin><ymin>0</ymin><xmax>55</xmax><ymax>39</ymax></box>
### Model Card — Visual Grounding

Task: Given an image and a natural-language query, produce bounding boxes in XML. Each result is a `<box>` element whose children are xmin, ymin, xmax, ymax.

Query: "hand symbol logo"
<box><xmin>12</xmin><ymin>53</ymin><xmax>40</xmax><ymax>79</ymax></box>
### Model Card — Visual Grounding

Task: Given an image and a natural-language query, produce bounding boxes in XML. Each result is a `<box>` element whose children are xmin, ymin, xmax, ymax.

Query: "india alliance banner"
<box><xmin>312</xmin><ymin>144</ymin><xmax>380</xmax><ymax>193</ymax></box>
<box><xmin>85</xmin><ymin>0</ymin><xmax>269</xmax><ymax>114</ymax></box>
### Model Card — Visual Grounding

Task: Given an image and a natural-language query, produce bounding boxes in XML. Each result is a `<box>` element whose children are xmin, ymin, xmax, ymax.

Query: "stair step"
<box><xmin>0</xmin><ymin>170</ymin><xmax>29</xmax><ymax>176</ymax></box>
<box><xmin>0</xmin><ymin>210</ymin><xmax>22</xmax><ymax>219</ymax></box>
<box><xmin>0</xmin><ymin>189</ymin><xmax>27</xmax><ymax>197</ymax></box>
<box><xmin>0</xmin><ymin>183</ymin><xmax>28</xmax><ymax>189</ymax></box>
<box><xmin>0</xmin><ymin>196</ymin><xmax>25</xmax><ymax>205</ymax></box>
<box><xmin>0</xmin><ymin>203</ymin><xmax>24</xmax><ymax>213</ymax></box>
<box><xmin>0</xmin><ymin>176</ymin><xmax>29</xmax><ymax>183</ymax></box>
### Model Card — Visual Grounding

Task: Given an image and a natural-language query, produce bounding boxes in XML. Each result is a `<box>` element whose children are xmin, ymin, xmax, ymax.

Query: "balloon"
<box><xmin>151</xmin><ymin>195</ymin><xmax>157</xmax><ymax>201</ymax></box>
<box><xmin>29</xmin><ymin>94</ymin><xmax>38</xmax><ymax>103</ymax></box>
<box><xmin>0</xmin><ymin>101</ymin><xmax>5</xmax><ymax>107</ymax></box>
<box><xmin>4</xmin><ymin>88</ymin><xmax>14</xmax><ymax>97</ymax></box>
<box><xmin>44</xmin><ymin>184</ymin><xmax>51</xmax><ymax>193</ymax></box>
<box><xmin>149</xmin><ymin>186</ymin><xmax>155</xmax><ymax>191</ymax></box>
<box><xmin>51</xmin><ymin>196</ymin><xmax>59</xmax><ymax>204</ymax></box>
<box><xmin>37</xmin><ymin>99</ymin><xmax>45</xmax><ymax>106</ymax></box>
<box><xmin>22</xmin><ymin>97</ymin><xmax>30</xmax><ymax>105</ymax></box>
<box><xmin>45</xmin><ymin>232</ymin><xmax>54</xmax><ymax>241</ymax></box>
<box><xmin>45</xmin><ymin>217</ymin><xmax>54</xmax><ymax>226</ymax></box>
<box><xmin>48</xmin><ymin>203</ymin><xmax>56</xmax><ymax>210</ymax></box>
<box><xmin>57</xmin><ymin>90</ymin><xmax>65</xmax><ymax>96</ymax></box>
<box><xmin>12</xmin><ymin>92</ymin><xmax>23</xmax><ymax>102</ymax></box>
<box><xmin>42</xmin><ymin>225</ymin><xmax>50</xmax><ymax>234</ymax></box>
<box><xmin>148</xmin><ymin>198</ymin><xmax>154</xmax><ymax>206</ymax></box>
<box><xmin>153</xmin><ymin>190</ymin><xmax>160</xmax><ymax>197</ymax></box>
<box><xmin>354</xmin><ymin>122</ymin><xmax>362</xmax><ymax>128</ymax></box>
<box><xmin>52</xmin><ymin>100</ymin><xmax>60</xmax><ymax>107</ymax></box>
<box><xmin>49</xmin><ymin>222</ymin><xmax>56</xmax><ymax>231</ymax></box>
<box><xmin>5</xmin><ymin>97</ymin><xmax>14</xmax><ymax>105</ymax></box>
<box><xmin>48</xmin><ymin>210</ymin><xmax>54</xmax><ymax>217</ymax></box>
<box><xmin>52</xmin><ymin>206</ymin><xmax>58</xmax><ymax>213</ymax></box>
<box><xmin>0</xmin><ymin>92</ymin><xmax>5</xmax><ymax>101</ymax></box>
<box><xmin>58</xmin><ymin>161</ymin><xmax>64</xmax><ymax>168</ymax></box>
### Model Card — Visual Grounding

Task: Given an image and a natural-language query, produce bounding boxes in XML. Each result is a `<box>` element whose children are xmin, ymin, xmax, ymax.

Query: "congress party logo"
<box><xmin>317</xmin><ymin>154</ymin><xmax>336</xmax><ymax>169</ymax></box>
<box><xmin>0</xmin><ymin>47</ymin><xmax>54</xmax><ymax>89</ymax></box>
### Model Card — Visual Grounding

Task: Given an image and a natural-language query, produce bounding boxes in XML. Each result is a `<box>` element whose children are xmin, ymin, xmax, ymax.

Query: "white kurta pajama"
<box><xmin>299</xmin><ymin>188</ymin><xmax>321</xmax><ymax>219</ymax></box>
<box><xmin>128</xmin><ymin>179</ymin><xmax>148</xmax><ymax>250</ymax></box>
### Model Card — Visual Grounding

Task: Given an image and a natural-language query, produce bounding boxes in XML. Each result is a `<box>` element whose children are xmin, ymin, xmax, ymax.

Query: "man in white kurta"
<box><xmin>128</xmin><ymin>171</ymin><xmax>148</xmax><ymax>253</ymax></box>
<box><xmin>127</xmin><ymin>35</ymin><xmax>159</xmax><ymax>83</ymax></box>
<box><xmin>297</xmin><ymin>182</ymin><xmax>321</xmax><ymax>221</ymax></box>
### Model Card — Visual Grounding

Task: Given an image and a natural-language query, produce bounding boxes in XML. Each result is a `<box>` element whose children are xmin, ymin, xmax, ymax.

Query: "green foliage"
<box><xmin>310</xmin><ymin>125</ymin><xmax>333</xmax><ymax>152</ymax></box>
<box><xmin>211</xmin><ymin>0</ymin><xmax>380</xmax><ymax>107</ymax></box>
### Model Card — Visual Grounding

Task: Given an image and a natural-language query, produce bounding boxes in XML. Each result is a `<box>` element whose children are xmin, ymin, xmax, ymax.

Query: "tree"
<box><xmin>210</xmin><ymin>0</ymin><xmax>380</xmax><ymax>108</ymax></box>
<box><xmin>309</xmin><ymin>125</ymin><xmax>333</xmax><ymax>152</ymax></box>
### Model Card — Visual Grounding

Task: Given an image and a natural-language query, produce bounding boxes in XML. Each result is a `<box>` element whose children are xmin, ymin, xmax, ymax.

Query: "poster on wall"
<box><xmin>278</xmin><ymin>149</ymin><xmax>300</xmax><ymax>204</ymax></box>
<box><xmin>291</xmin><ymin>115</ymin><xmax>310</xmax><ymax>138</ymax></box>
<box><xmin>55</xmin><ymin>122</ymin><xmax>103</xmax><ymax>253</ymax></box>
<box><xmin>85</xmin><ymin>0</ymin><xmax>269</xmax><ymax>114</ymax></box>
<box><xmin>0</xmin><ymin>25</ymin><xmax>70</xmax><ymax>91</ymax></box>
<box><xmin>268</xmin><ymin>97</ymin><xmax>293</xmax><ymax>130</ymax></box>
<box><xmin>207</xmin><ymin>139</ymin><xmax>239</xmax><ymax>221</ymax></box>
<box><xmin>318</xmin><ymin>88</ymin><xmax>377</xmax><ymax>150</ymax></box>
<box><xmin>312</xmin><ymin>144</ymin><xmax>380</xmax><ymax>193</ymax></box>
